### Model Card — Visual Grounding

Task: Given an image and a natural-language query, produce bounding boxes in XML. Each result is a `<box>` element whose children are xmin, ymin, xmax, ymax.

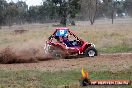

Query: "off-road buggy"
<box><xmin>44</xmin><ymin>27</ymin><xmax>97</xmax><ymax>58</ymax></box>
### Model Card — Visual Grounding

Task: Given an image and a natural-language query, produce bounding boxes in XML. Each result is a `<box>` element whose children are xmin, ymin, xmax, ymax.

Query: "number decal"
<box><xmin>60</xmin><ymin>30</ymin><xmax>64</xmax><ymax>35</ymax></box>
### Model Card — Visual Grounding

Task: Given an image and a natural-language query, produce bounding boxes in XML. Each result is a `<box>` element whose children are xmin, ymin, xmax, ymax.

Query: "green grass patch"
<box><xmin>0</xmin><ymin>69</ymin><xmax>131</xmax><ymax>88</ymax></box>
<box><xmin>99</xmin><ymin>45</ymin><xmax>132</xmax><ymax>53</ymax></box>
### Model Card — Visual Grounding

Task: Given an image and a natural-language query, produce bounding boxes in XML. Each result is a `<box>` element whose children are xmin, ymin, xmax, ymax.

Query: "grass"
<box><xmin>0</xmin><ymin>19</ymin><xmax>132</xmax><ymax>87</ymax></box>
<box><xmin>0</xmin><ymin>68</ymin><xmax>131</xmax><ymax>88</ymax></box>
<box><xmin>100</xmin><ymin>45</ymin><xmax>132</xmax><ymax>53</ymax></box>
<box><xmin>0</xmin><ymin>19</ymin><xmax>132</xmax><ymax>53</ymax></box>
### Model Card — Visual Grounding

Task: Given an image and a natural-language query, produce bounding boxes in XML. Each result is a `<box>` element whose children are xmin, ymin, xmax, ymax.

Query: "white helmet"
<box><xmin>64</xmin><ymin>34</ymin><xmax>68</xmax><ymax>38</ymax></box>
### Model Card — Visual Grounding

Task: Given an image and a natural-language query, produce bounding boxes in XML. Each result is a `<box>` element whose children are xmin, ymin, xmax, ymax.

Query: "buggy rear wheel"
<box><xmin>49</xmin><ymin>46</ymin><xmax>67</xmax><ymax>59</ymax></box>
<box><xmin>84</xmin><ymin>47</ymin><xmax>97</xmax><ymax>57</ymax></box>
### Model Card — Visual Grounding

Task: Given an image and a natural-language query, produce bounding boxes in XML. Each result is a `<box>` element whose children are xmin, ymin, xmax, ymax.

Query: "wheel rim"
<box><xmin>88</xmin><ymin>50</ymin><xmax>95</xmax><ymax>57</ymax></box>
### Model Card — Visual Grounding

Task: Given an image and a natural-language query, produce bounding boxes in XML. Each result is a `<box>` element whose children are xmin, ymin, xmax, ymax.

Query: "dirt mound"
<box><xmin>0</xmin><ymin>47</ymin><xmax>52</xmax><ymax>64</ymax></box>
<box><xmin>0</xmin><ymin>53</ymin><xmax>132</xmax><ymax>72</ymax></box>
<box><xmin>14</xmin><ymin>29</ymin><xmax>28</xmax><ymax>34</ymax></box>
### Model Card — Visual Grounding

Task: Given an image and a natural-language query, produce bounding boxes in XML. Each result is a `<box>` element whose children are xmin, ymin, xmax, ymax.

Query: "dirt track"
<box><xmin>0</xmin><ymin>53</ymin><xmax>132</xmax><ymax>72</ymax></box>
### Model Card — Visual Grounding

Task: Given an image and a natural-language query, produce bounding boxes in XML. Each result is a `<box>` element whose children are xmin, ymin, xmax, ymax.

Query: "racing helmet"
<box><xmin>64</xmin><ymin>34</ymin><xmax>68</xmax><ymax>38</ymax></box>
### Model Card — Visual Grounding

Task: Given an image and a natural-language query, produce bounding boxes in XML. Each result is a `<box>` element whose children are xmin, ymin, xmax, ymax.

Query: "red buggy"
<box><xmin>44</xmin><ymin>27</ymin><xmax>97</xmax><ymax>58</ymax></box>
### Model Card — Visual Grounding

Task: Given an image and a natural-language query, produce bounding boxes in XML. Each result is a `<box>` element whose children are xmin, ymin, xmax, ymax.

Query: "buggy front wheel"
<box><xmin>84</xmin><ymin>47</ymin><xmax>97</xmax><ymax>57</ymax></box>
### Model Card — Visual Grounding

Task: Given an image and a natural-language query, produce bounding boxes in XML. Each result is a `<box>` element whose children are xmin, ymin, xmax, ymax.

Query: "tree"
<box><xmin>124</xmin><ymin>0</ymin><xmax>132</xmax><ymax>16</ymax></box>
<box><xmin>81</xmin><ymin>0</ymin><xmax>98</xmax><ymax>25</ymax></box>
<box><xmin>0</xmin><ymin>0</ymin><xmax>7</xmax><ymax>26</ymax></box>
<box><xmin>102</xmin><ymin>0</ymin><xmax>116</xmax><ymax>24</ymax></box>
<box><xmin>88</xmin><ymin>0</ymin><xmax>98</xmax><ymax>25</ymax></box>
<box><xmin>6</xmin><ymin>2</ymin><xmax>19</xmax><ymax>26</ymax></box>
<box><xmin>46</xmin><ymin>0</ymin><xmax>81</xmax><ymax>26</ymax></box>
<box><xmin>0</xmin><ymin>0</ymin><xmax>28</xmax><ymax>26</ymax></box>
<box><xmin>111</xmin><ymin>0</ymin><xmax>114</xmax><ymax>24</ymax></box>
<box><xmin>16</xmin><ymin>1</ymin><xmax>28</xmax><ymax>24</ymax></box>
<box><xmin>44</xmin><ymin>0</ymin><xmax>58</xmax><ymax>20</ymax></box>
<box><xmin>27</xmin><ymin>6</ymin><xmax>40</xmax><ymax>23</ymax></box>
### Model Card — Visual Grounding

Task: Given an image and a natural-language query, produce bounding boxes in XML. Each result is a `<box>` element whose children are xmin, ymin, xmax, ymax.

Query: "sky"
<box><xmin>7</xmin><ymin>0</ymin><xmax>125</xmax><ymax>6</ymax></box>
<box><xmin>6</xmin><ymin>0</ymin><xmax>43</xmax><ymax>6</ymax></box>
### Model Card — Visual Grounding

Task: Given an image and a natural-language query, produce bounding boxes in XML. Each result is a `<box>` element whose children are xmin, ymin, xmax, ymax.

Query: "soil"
<box><xmin>0</xmin><ymin>52</ymin><xmax>132</xmax><ymax>72</ymax></box>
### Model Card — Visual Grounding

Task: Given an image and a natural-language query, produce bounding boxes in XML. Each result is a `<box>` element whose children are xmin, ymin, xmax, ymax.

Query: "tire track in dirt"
<box><xmin>0</xmin><ymin>53</ymin><xmax>132</xmax><ymax>72</ymax></box>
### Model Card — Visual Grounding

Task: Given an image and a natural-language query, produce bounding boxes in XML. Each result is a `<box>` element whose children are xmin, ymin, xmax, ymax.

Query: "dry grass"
<box><xmin>0</xmin><ymin>18</ymin><xmax>132</xmax><ymax>63</ymax></box>
<box><xmin>0</xmin><ymin>19</ymin><xmax>132</xmax><ymax>49</ymax></box>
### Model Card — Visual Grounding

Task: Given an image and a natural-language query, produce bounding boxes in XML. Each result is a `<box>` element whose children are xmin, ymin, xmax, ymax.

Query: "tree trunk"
<box><xmin>111</xmin><ymin>3</ymin><xmax>114</xmax><ymax>24</ymax></box>
<box><xmin>60</xmin><ymin>16</ymin><xmax>67</xmax><ymax>27</ymax></box>
<box><xmin>111</xmin><ymin>10</ymin><xmax>114</xmax><ymax>24</ymax></box>
<box><xmin>111</xmin><ymin>0</ymin><xmax>115</xmax><ymax>24</ymax></box>
<box><xmin>88</xmin><ymin>0</ymin><xmax>97</xmax><ymax>25</ymax></box>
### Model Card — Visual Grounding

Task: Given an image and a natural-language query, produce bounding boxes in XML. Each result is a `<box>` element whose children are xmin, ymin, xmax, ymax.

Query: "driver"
<box><xmin>63</xmin><ymin>34</ymin><xmax>78</xmax><ymax>47</ymax></box>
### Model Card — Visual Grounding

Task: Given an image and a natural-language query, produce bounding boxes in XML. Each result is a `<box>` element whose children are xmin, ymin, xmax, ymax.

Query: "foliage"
<box><xmin>0</xmin><ymin>0</ymin><xmax>7</xmax><ymax>25</ymax></box>
<box><xmin>0</xmin><ymin>0</ymin><xmax>132</xmax><ymax>26</ymax></box>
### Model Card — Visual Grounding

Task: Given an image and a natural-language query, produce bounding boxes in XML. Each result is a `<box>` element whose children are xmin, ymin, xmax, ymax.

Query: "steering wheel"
<box><xmin>72</xmin><ymin>40</ymin><xmax>81</xmax><ymax>46</ymax></box>
<box><xmin>76</xmin><ymin>40</ymin><xmax>82</xmax><ymax>46</ymax></box>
